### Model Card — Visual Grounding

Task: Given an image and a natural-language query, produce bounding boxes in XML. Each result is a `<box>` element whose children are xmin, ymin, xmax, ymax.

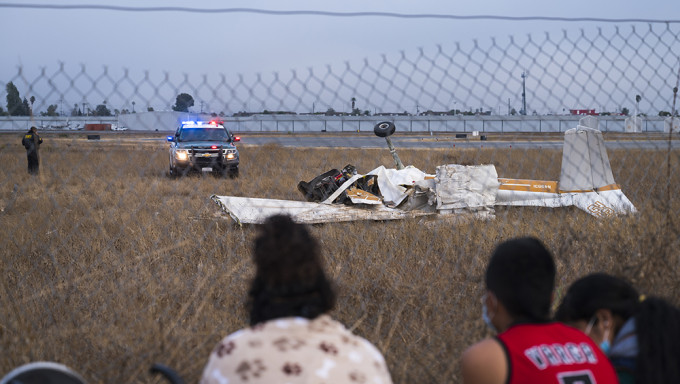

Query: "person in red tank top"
<box><xmin>461</xmin><ymin>237</ymin><xmax>618</xmax><ymax>384</ymax></box>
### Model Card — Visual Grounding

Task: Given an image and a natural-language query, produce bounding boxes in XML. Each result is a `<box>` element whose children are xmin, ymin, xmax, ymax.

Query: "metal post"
<box><xmin>521</xmin><ymin>71</ymin><xmax>527</xmax><ymax>115</ymax></box>
<box><xmin>385</xmin><ymin>136</ymin><xmax>405</xmax><ymax>170</ymax></box>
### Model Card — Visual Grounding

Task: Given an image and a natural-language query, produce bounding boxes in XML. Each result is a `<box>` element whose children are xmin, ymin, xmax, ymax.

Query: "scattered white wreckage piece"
<box><xmin>435</xmin><ymin>164</ymin><xmax>499</xmax><ymax>214</ymax></box>
<box><xmin>210</xmin><ymin>195</ymin><xmax>434</xmax><ymax>225</ymax></box>
<box><xmin>212</xmin><ymin>121</ymin><xmax>636</xmax><ymax>224</ymax></box>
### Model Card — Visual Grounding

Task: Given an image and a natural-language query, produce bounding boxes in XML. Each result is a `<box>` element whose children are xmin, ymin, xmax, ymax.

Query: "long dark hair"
<box><xmin>248</xmin><ymin>215</ymin><xmax>336</xmax><ymax>325</ymax></box>
<box><xmin>555</xmin><ymin>273</ymin><xmax>680</xmax><ymax>383</ymax></box>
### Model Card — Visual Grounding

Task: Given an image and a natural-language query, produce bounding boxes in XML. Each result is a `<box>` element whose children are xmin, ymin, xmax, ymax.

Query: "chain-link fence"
<box><xmin>1</xmin><ymin>19</ymin><xmax>680</xmax><ymax>383</ymax></box>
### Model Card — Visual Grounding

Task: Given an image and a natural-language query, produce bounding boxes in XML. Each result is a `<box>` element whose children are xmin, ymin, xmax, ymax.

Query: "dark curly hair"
<box><xmin>248</xmin><ymin>215</ymin><xmax>336</xmax><ymax>325</ymax></box>
<box><xmin>485</xmin><ymin>237</ymin><xmax>556</xmax><ymax>322</ymax></box>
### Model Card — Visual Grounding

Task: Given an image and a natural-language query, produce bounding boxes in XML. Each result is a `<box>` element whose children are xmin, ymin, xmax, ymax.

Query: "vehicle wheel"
<box><xmin>217</xmin><ymin>167</ymin><xmax>228</xmax><ymax>178</ymax></box>
<box><xmin>168</xmin><ymin>165</ymin><xmax>177</xmax><ymax>178</ymax></box>
<box><xmin>229</xmin><ymin>167</ymin><xmax>239</xmax><ymax>179</ymax></box>
<box><xmin>374</xmin><ymin>121</ymin><xmax>396</xmax><ymax>137</ymax></box>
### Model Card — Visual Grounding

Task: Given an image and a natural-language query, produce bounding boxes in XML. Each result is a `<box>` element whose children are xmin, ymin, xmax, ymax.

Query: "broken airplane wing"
<box><xmin>210</xmin><ymin>195</ymin><xmax>434</xmax><ymax>225</ymax></box>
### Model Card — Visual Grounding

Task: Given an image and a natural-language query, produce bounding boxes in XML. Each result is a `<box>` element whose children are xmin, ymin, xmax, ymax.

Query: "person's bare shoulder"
<box><xmin>461</xmin><ymin>338</ymin><xmax>507</xmax><ymax>384</ymax></box>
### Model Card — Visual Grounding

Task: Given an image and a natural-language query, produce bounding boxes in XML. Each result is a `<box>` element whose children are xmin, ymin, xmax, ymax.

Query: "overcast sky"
<box><xmin>1</xmin><ymin>1</ymin><xmax>678</xmax><ymax>113</ymax></box>
<box><xmin>2</xmin><ymin>0</ymin><xmax>677</xmax><ymax>75</ymax></box>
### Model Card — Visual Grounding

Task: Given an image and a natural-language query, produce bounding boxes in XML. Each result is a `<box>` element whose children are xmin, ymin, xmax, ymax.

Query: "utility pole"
<box><xmin>521</xmin><ymin>71</ymin><xmax>527</xmax><ymax>115</ymax></box>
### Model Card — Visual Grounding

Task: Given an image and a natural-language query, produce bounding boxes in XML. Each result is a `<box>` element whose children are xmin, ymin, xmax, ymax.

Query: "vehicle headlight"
<box><xmin>226</xmin><ymin>153</ymin><xmax>235</xmax><ymax>160</ymax></box>
<box><xmin>176</xmin><ymin>150</ymin><xmax>189</xmax><ymax>161</ymax></box>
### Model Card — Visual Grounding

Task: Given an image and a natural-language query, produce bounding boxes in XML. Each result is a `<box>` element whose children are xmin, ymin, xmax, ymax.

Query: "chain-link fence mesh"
<box><xmin>1</xmin><ymin>19</ymin><xmax>680</xmax><ymax>383</ymax></box>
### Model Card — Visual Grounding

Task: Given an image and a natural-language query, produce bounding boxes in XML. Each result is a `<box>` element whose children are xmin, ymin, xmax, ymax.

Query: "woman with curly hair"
<box><xmin>555</xmin><ymin>273</ymin><xmax>680</xmax><ymax>384</ymax></box>
<box><xmin>201</xmin><ymin>214</ymin><xmax>393</xmax><ymax>384</ymax></box>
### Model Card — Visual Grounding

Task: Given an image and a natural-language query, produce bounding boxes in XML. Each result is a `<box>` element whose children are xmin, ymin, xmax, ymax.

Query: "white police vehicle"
<box><xmin>167</xmin><ymin>120</ymin><xmax>240</xmax><ymax>177</ymax></box>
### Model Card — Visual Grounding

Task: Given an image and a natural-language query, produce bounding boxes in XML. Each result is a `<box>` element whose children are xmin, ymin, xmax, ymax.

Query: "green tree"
<box><xmin>621</xmin><ymin>107</ymin><xmax>630</xmax><ymax>116</ymax></box>
<box><xmin>94</xmin><ymin>103</ymin><xmax>112</xmax><ymax>116</ymax></box>
<box><xmin>172</xmin><ymin>93</ymin><xmax>194</xmax><ymax>112</ymax></box>
<box><xmin>42</xmin><ymin>104</ymin><xmax>58</xmax><ymax>116</ymax></box>
<box><xmin>659</xmin><ymin>111</ymin><xmax>671</xmax><ymax>117</ymax></box>
<box><xmin>6</xmin><ymin>82</ymin><xmax>29</xmax><ymax>116</ymax></box>
<box><xmin>29</xmin><ymin>96</ymin><xmax>35</xmax><ymax>116</ymax></box>
<box><xmin>22</xmin><ymin>98</ymin><xmax>30</xmax><ymax>116</ymax></box>
<box><xmin>147</xmin><ymin>107</ymin><xmax>154</xmax><ymax>112</ymax></box>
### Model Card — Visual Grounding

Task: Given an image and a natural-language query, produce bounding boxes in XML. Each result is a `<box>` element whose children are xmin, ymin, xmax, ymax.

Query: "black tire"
<box><xmin>228</xmin><ymin>167</ymin><xmax>239</xmax><ymax>179</ymax></box>
<box><xmin>150</xmin><ymin>363</ymin><xmax>186</xmax><ymax>384</ymax></box>
<box><xmin>168</xmin><ymin>165</ymin><xmax>177</xmax><ymax>178</ymax></box>
<box><xmin>218</xmin><ymin>167</ymin><xmax>229</xmax><ymax>178</ymax></box>
<box><xmin>374</xmin><ymin>121</ymin><xmax>396</xmax><ymax>137</ymax></box>
<box><xmin>1</xmin><ymin>362</ymin><xmax>87</xmax><ymax>384</ymax></box>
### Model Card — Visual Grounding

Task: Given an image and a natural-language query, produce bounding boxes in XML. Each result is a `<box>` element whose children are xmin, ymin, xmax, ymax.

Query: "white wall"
<box><xmin>0</xmin><ymin>114</ymin><xmax>669</xmax><ymax>133</ymax></box>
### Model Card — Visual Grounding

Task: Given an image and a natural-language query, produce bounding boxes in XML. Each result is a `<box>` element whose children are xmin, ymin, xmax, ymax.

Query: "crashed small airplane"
<box><xmin>212</xmin><ymin>119</ymin><xmax>636</xmax><ymax>224</ymax></box>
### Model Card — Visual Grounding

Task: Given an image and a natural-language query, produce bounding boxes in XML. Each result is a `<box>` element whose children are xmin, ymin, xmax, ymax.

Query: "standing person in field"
<box><xmin>201</xmin><ymin>214</ymin><xmax>393</xmax><ymax>384</ymax></box>
<box><xmin>555</xmin><ymin>273</ymin><xmax>680</xmax><ymax>384</ymax></box>
<box><xmin>21</xmin><ymin>126</ymin><xmax>43</xmax><ymax>175</ymax></box>
<box><xmin>461</xmin><ymin>237</ymin><xmax>618</xmax><ymax>384</ymax></box>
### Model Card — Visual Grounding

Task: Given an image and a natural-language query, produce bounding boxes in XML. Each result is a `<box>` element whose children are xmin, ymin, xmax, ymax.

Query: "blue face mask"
<box><xmin>600</xmin><ymin>339</ymin><xmax>611</xmax><ymax>354</ymax></box>
<box><xmin>482</xmin><ymin>294</ymin><xmax>498</xmax><ymax>333</ymax></box>
<box><xmin>586</xmin><ymin>316</ymin><xmax>611</xmax><ymax>355</ymax></box>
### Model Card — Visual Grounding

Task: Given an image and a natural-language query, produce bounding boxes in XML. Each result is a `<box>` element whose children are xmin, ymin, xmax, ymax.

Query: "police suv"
<box><xmin>167</xmin><ymin>120</ymin><xmax>240</xmax><ymax>177</ymax></box>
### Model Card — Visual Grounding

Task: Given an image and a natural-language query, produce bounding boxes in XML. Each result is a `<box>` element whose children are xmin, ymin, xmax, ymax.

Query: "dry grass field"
<box><xmin>1</xmin><ymin>132</ymin><xmax>679</xmax><ymax>383</ymax></box>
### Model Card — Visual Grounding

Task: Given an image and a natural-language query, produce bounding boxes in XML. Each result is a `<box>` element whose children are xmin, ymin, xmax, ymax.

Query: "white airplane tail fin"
<box><xmin>559</xmin><ymin>126</ymin><xmax>615</xmax><ymax>192</ymax></box>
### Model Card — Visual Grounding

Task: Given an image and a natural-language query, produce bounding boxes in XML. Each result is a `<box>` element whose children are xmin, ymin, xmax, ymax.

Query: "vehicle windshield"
<box><xmin>179</xmin><ymin>128</ymin><xmax>231</xmax><ymax>142</ymax></box>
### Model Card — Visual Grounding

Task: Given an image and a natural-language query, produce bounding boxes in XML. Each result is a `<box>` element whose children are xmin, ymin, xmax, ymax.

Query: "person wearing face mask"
<box><xmin>555</xmin><ymin>273</ymin><xmax>680</xmax><ymax>384</ymax></box>
<box><xmin>461</xmin><ymin>237</ymin><xmax>618</xmax><ymax>384</ymax></box>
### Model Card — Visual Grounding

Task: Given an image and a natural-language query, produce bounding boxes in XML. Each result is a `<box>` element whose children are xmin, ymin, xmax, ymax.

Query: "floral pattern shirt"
<box><xmin>201</xmin><ymin>315</ymin><xmax>393</xmax><ymax>384</ymax></box>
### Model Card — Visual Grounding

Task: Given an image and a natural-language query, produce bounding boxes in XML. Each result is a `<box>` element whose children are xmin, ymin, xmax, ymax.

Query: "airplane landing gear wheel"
<box><xmin>374</xmin><ymin>121</ymin><xmax>396</xmax><ymax>137</ymax></box>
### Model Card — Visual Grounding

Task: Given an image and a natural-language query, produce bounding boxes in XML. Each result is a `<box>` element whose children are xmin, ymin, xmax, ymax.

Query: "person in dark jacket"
<box><xmin>555</xmin><ymin>273</ymin><xmax>680</xmax><ymax>384</ymax></box>
<box><xmin>21</xmin><ymin>126</ymin><xmax>43</xmax><ymax>175</ymax></box>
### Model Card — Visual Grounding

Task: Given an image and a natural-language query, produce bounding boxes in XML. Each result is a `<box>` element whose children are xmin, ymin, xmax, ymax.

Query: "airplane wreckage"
<box><xmin>211</xmin><ymin>118</ymin><xmax>636</xmax><ymax>224</ymax></box>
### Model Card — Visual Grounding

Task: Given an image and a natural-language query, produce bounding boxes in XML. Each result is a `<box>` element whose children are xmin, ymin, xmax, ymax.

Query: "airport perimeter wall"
<box><xmin>0</xmin><ymin>113</ymin><xmax>670</xmax><ymax>133</ymax></box>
